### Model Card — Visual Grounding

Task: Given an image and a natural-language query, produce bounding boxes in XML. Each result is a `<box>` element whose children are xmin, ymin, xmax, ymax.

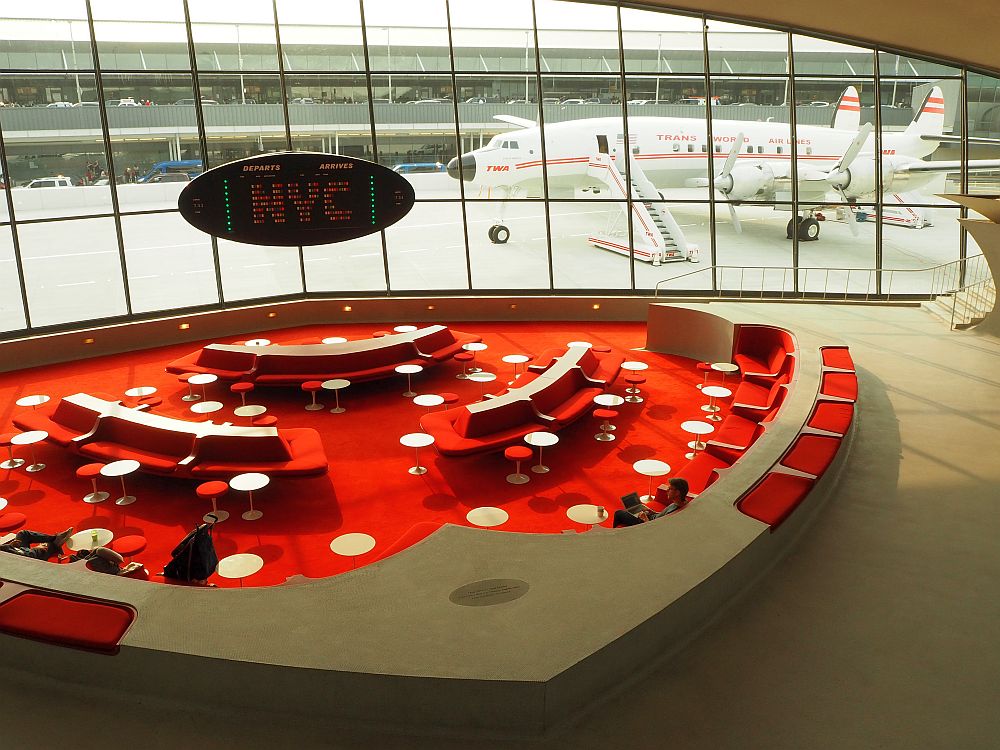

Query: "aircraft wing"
<box><xmin>897</xmin><ymin>159</ymin><xmax>1000</xmax><ymax>173</ymax></box>
<box><xmin>494</xmin><ymin>115</ymin><xmax>536</xmax><ymax>129</ymax></box>
<box><xmin>921</xmin><ymin>134</ymin><xmax>1000</xmax><ymax>146</ymax></box>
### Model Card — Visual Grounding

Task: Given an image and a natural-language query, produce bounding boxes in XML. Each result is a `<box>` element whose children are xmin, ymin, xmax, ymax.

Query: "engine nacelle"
<box><xmin>834</xmin><ymin>158</ymin><xmax>898</xmax><ymax>199</ymax></box>
<box><xmin>716</xmin><ymin>164</ymin><xmax>775</xmax><ymax>201</ymax></box>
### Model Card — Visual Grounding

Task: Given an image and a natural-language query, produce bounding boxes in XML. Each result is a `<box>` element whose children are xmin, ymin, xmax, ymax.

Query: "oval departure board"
<box><xmin>178</xmin><ymin>152</ymin><xmax>415</xmax><ymax>246</ymax></box>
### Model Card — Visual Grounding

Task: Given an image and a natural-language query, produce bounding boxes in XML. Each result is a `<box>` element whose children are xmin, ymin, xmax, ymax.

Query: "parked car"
<box><xmin>144</xmin><ymin>172</ymin><xmax>191</xmax><ymax>183</ymax></box>
<box><xmin>173</xmin><ymin>98</ymin><xmax>219</xmax><ymax>105</ymax></box>
<box><xmin>73</xmin><ymin>101</ymin><xmax>99</xmax><ymax>107</ymax></box>
<box><xmin>412</xmin><ymin>98</ymin><xmax>450</xmax><ymax>104</ymax></box>
<box><xmin>46</xmin><ymin>101</ymin><xmax>74</xmax><ymax>108</ymax></box>
<box><xmin>289</xmin><ymin>97</ymin><xmax>317</xmax><ymax>104</ymax></box>
<box><xmin>392</xmin><ymin>162</ymin><xmax>446</xmax><ymax>174</ymax></box>
<box><xmin>25</xmin><ymin>176</ymin><xmax>74</xmax><ymax>188</ymax></box>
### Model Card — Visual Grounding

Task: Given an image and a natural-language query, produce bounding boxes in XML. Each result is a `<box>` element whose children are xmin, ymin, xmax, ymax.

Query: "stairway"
<box><xmin>922</xmin><ymin>280</ymin><xmax>997</xmax><ymax>329</ymax></box>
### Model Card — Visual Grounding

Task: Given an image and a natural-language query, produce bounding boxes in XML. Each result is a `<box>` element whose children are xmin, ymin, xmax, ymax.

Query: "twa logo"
<box><xmin>486</xmin><ymin>165</ymin><xmax>510</xmax><ymax>172</ymax></box>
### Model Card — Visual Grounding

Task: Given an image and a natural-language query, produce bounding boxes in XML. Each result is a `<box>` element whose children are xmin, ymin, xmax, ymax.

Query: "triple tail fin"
<box><xmin>831</xmin><ymin>86</ymin><xmax>861</xmax><ymax>130</ymax></box>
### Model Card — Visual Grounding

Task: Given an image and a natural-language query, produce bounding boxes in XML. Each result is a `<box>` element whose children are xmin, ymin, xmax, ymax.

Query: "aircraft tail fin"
<box><xmin>831</xmin><ymin>86</ymin><xmax>861</xmax><ymax>130</ymax></box>
<box><xmin>904</xmin><ymin>86</ymin><xmax>946</xmax><ymax>137</ymax></box>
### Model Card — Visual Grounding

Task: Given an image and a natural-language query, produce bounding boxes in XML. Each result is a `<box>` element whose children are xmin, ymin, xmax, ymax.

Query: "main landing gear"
<box><xmin>488</xmin><ymin>224</ymin><xmax>510</xmax><ymax>244</ymax></box>
<box><xmin>787</xmin><ymin>216</ymin><xmax>820</xmax><ymax>241</ymax></box>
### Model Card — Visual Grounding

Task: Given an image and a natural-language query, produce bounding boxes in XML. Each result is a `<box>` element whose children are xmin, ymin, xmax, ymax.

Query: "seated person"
<box><xmin>1</xmin><ymin>526</ymin><xmax>143</xmax><ymax>575</ymax></box>
<box><xmin>613</xmin><ymin>478</ymin><xmax>690</xmax><ymax>528</ymax></box>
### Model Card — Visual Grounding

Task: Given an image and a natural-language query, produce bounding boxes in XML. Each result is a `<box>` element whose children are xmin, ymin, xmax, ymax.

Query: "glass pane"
<box><xmin>91</xmin><ymin>0</ymin><xmax>191</xmax><ymax>71</ymax></box>
<box><xmin>715</xmin><ymin>203</ymin><xmax>795</xmax><ymax>291</ymax></box>
<box><xmin>102</xmin><ymin>73</ymin><xmax>204</xmax><ymax>211</ymax></box>
<box><xmin>877</xmin><ymin>52</ymin><xmax>959</xmax><ymax>79</ymax></box>
<box><xmin>20</xmin><ymin>216</ymin><xmax>128</xmax><ymax>326</ymax></box>
<box><xmin>636</xmin><ymin>201</ymin><xmax>712</xmax><ymax>291</ymax></box>
<box><xmin>550</xmin><ymin>200</ymin><xmax>630</xmax><ymax>290</ymax></box>
<box><xmin>217</xmin><ymin>240</ymin><xmax>302</xmax><ymax>301</ymax></box>
<box><xmin>882</xmin><ymin>205</ymin><xmax>961</xmax><ymax>295</ymax></box>
<box><xmin>967</xmin><ymin>73</ymin><xmax>1000</xmax><ymax>195</ymax></box>
<box><xmin>621</xmin><ymin>8</ymin><xmax>703</xmax><ymax>75</ymax></box>
<box><xmin>198</xmin><ymin>74</ymin><xmax>288</xmax><ymax>168</ymax></box>
<box><xmin>385</xmin><ymin>203</ymin><xmax>468</xmax><ymax>291</ymax></box>
<box><xmin>0</xmin><ymin>225</ymin><xmax>27</xmax><ymax>331</ymax></box>
<box><xmin>535</xmin><ymin>0</ymin><xmax>620</xmax><ymax>74</ymax></box>
<box><xmin>303</xmin><ymin>234</ymin><xmax>386</xmax><ymax>293</ymax></box>
<box><xmin>0</xmin><ymin>2</ymin><xmax>94</xmax><ymax>70</ymax></box>
<box><xmin>797</xmin><ymin>202</ymin><xmax>877</xmax><ymax>294</ymax></box>
<box><xmin>0</xmin><ymin>73</ymin><xmax>113</xmax><ymax>219</ymax></box>
<box><xmin>275</xmin><ymin>0</ymin><xmax>363</xmax><ymax>73</ymax></box>
<box><xmin>284</xmin><ymin>74</ymin><xmax>372</xmax><ymax>156</ymax></box>
<box><xmin>189</xmin><ymin>0</ymin><xmax>278</xmax><ymax>72</ymax></box>
<box><xmin>450</xmin><ymin>0</ymin><xmax>535</xmax><ymax>74</ymax></box>
<box><xmin>707</xmin><ymin>20</ymin><xmax>788</xmax><ymax>76</ymax></box>
<box><xmin>362</xmin><ymin>0</ymin><xmax>451</xmax><ymax>72</ymax></box>
<box><xmin>121</xmin><ymin>213</ymin><xmax>219</xmax><ymax>313</ymax></box>
<box><xmin>467</xmin><ymin>200</ymin><xmax>549</xmax><ymax>289</ymax></box>
<box><xmin>792</xmin><ymin>35</ymin><xmax>874</xmax><ymax>77</ymax></box>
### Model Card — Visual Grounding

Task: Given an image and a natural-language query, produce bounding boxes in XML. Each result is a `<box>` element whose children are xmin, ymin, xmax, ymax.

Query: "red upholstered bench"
<box><xmin>373</xmin><ymin>521</ymin><xmax>443</xmax><ymax>561</ymax></box>
<box><xmin>733</xmin><ymin>325</ymin><xmax>795</xmax><ymax>379</ymax></box>
<box><xmin>11</xmin><ymin>396</ymin><xmax>104</xmax><ymax>447</ymax></box>
<box><xmin>737</xmin><ymin>472</ymin><xmax>815</xmax><ymax>528</ymax></box>
<box><xmin>807</xmin><ymin>401</ymin><xmax>854</xmax><ymax>436</ymax></box>
<box><xmin>820</xmin><ymin>372</ymin><xmax>858</xmax><ymax>402</ymax></box>
<box><xmin>780</xmin><ymin>434</ymin><xmax>842</xmax><ymax>478</ymax></box>
<box><xmin>0</xmin><ymin>589</ymin><xmax>135</xmax><ymax>654</ymax></box>
<box><xmin>821</xmin><ymin>346</ymin><xmax>855</xmax><ymax>372</ymax></box>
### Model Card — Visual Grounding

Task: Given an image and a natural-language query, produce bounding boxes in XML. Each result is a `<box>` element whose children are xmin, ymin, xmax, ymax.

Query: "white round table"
<box><xmin>701</xmin><ymin>385</ymin><xmax>733</xmax><ymax>422</ymax></box>
<box><xmin>330</xmin><ymin>532</ymin><xmax>377</xmax><ymax>568</ymax></box>
<box><xmin>621</xmin><ymin>360</ymin><xmax>649</xmax><ymax>403</ymax></box>
<box><xmin>681</xmin><ymin>420</ymin><xmax>715</xmax><ymax>459</ymax></box>
<box><xmin>216</xmin><ymin>553</ymin><xmax>264</xmax><ymax>587</ymax></box>
<box><xmin>245</xmin><ymin>338</ymin><xmax>271</xmax><ymax>347</ymax></box>
<box><xmin>462</xmin><ymin>342</ymin><xmax>488</xmax><ymax>373</ymax></box>
<box><xmin>321</xmin><ymin>378</ymin><xmax>351</xmax><ymax>413</ymax></box>
<box><xmin>124</xmin><ymin>386</ymin><xmax>157</xmax><ymax>398</ymax></box>
<box><xmin>67</xmin><ymin>527</ymin><xmax>114</xmax><ymax>552</ymax></box>
<box><xmin>593</xmin><ymin>393</ymin><xmax>625</xmax><ymax>438</ymax></box>
<box><xmin>712</xmin><ymin>362</ymin><xmax>740</xmax><ymax>385</ymax></box>
<box><xmin>101</xmin><ymin>459</ymin><xmax>141</xmax><ymax>505</ymax></box>
<box><xmin>229</xmin><ymin>472</ymin><xmax>270</xmax><ymax>521</ymax></box>
<box><xmin>567</xmin><ymin>504</ymin><xmax>609</xmax><ymax>526</ymax></box>
<box><xmin>524</xmin><ymin>431</ymin><xmax>559</xmax><ymax>474</ymax></box>
<box><xmin>234</xmin><ymin>404</ymin><xmax>267</xmax><ymax>422</ymax></box>
<box><xmin>633</xmin><ymin>458</ymin><xmax>671</xmax><ymax>502</ymax></box>
<box><xmin>400</xmin><ymin>432</ymin><xmax>435</xmax><ymax>475</ymax></box>
<box><xmin>15</xmin><ymin>394</ymin><xmax>50</xmax><ymax>409</ymax></box>
<box><xmin>11</xmin><ymin>430</ymin><xmax>48</xmax><ymax>473</ymax></box>
<box><xmin>413</xmin><ymin>394</ymin><xmax>445</xmax><ymax>414</ymax></box>
<box><xmin>191</xmin><ymin>400</ymin><xmax>224</xmax><ymax>414</ymax></box>
<box><xmin>393</xmin><ymin>325</ymin><xmax>418</xmax><ymax>333</ymax></box>
<box><xmin>567</xmin><ymin>341</ymin><xmax>593</xmax><ymax>349</ymax></box>
<box><xmin>321</xmin><ymin>336</ymin><xmax>348</xmax><ymax>344</ymax></box>
<box><xmin>188</xmin><ymin>373</ymin><xmax>218</xmax><ymax>400</ymax></box>
<box><xmin>501</xmin><ymin>354</ymin><xmax>530</xmax><ymax>384</ymax></box>
<box><xmin>395</xmin><ymin>364</ymin><xmax>424</xmax><ymax>398</ymax></box>
<box><xmin>468</xmin><ymin>371</ymin><xmax>497</xmax><ymax>398</ymax></box>
<box><xmin>0</xmin><ymin>498</ymin><xmax>6</xmax><ymax>512</ymax></box>
<box><xmin>466</xmin><ymin>506</ymin><xmax>509</xmax><ymax>528</ymax></box>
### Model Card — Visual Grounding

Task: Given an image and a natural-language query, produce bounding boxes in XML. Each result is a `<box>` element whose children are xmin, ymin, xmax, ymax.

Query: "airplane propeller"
<box><xmin>827</xmin><ymin>122</ymin><xmax>874</xmax><ymax>237</ymax></box>
<box><xmin>715</xmin><ymin>133</ymin><xmax>744</xmax><ymax>234</ymax></box>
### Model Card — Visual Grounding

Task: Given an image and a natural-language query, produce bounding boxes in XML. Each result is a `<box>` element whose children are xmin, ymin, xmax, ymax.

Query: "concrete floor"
<box><xmin>2</xmin><ymin>301</ymin><xmax>998</xmax><ymax>748</ymax></box>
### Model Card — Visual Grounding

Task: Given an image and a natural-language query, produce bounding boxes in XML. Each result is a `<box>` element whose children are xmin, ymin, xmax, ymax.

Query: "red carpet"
<box><xmin>0</xmin><ymin>321</ymin><xmax>726</xmax><ymax>587</ymax></box>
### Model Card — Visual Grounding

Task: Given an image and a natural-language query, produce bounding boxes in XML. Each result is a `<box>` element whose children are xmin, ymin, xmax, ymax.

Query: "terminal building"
<box><xmin>0</xmin><ymin>2</ymin><xmax>998</xmax><ymax>748</ymax></box>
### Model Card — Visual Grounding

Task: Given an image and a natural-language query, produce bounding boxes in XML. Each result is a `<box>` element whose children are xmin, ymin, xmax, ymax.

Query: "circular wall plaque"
<box><xmin>449</xmin><ymin>579</ymin><xmax>530</xmax><ymax>607</ymax></box>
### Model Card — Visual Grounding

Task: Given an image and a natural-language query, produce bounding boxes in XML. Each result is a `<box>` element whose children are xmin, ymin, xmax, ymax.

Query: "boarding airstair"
<box><xmin>586</xmin><ymin>151</ymin><xmax>695</xmax><ymax>264</ymax></box>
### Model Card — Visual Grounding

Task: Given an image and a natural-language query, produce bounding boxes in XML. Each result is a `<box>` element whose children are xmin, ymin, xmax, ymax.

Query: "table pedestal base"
<box><xmin>26</xmin><ymin>463</ymin><xmax>45</xmax><ymax>473</ymax></box>
<box><xmin>595</xmin><ymin>431</ymin><xmax>615</xmax><ymax>442</ymax></box>
<box><xmin>624</xmin><ymin>394</ymin><xmax>644</xmax><ymax>404</ymax></box>
<box><xmin>1</xmin><ymin>458</ymin><xmax>25</xmax><ymax>470</ymax></box>
<box><xmin>506</xmin><ymin>472</ymin><xmax>529</xmax><ymax>484</ymax></box>
<box><xmin>115</xmin><ymin>495</ymin><xmax>136</xmax><ymax>506</ymax></box>
<box><xmin>84</xmin><ymin>491</ymin><xmax>109</xmax><ymax>504</ymax></box>
<box><xmin>205</xmin><ymin>510</ymin><xmax>230</xmax><ymax>523</ymax></box>
<box><xmin>408</xmin><ymin>465</ymin><xmax>428</xmax><ymax>476</ymax></box>
<box><xmin>242</xmin><ymin>509</ymin><xmax>263</xmax><ymax>521</ymax></box>
<box><xmin>531</xmin><ymin>464</ymin><xmax>550</xmax><ymax>474</ymax></box>
<box><xmin>305</xmin><ymin>403</ymin><xmax>324</xmax><ymax>411</ymax></box>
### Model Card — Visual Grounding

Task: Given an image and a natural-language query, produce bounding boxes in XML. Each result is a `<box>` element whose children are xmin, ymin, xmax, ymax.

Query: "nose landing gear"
<box><xmin>786</xmin><ymin>216</ymin><xmax>820</xmax><ymax>241</ymax></box>
<box><xmin>488</xmin><ymin>224</ymin><xmax>510</xmax><ymax>244</ymax></box>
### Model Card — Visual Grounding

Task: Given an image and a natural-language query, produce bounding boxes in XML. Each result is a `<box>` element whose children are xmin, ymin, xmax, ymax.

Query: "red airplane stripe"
<box><xmin>838</xmin><ymin>106</ymin><xmax>861</xmax><ymax>111</ymax></box>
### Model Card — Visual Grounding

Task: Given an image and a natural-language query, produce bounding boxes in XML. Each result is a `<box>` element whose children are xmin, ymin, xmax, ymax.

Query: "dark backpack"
<box><xmin>163</xmin><ymin>519</ymin><xmax>219</xmax><ymax>581</ymax></box>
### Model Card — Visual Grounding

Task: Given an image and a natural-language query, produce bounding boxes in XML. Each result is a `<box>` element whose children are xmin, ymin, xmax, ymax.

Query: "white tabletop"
<box><xmin>413</xmin><ymin>394</ymin><xmax>445</xmax><ymax>408</ymax></box>
<box><xmin>594</xmin><ymin>393</ymin><xmax>625</xmax><ymax>407</ymax></box>
<box><xmin>245</xmin><ymin>339</ymin><xmax>271</xmax><ymax>347</ymax></box>
<box><xmin>395</xmin><ymin>364</ymin><xmax>424</xmax><ymax>375</ymax></box>
<box><xmin>188</xmin><ymin>373</ymin><xmax>219</xmax><ymax>386</ymax></box>
<box><xmin>11</xmin><ymin>430</ymin><xmax>48</xmax><ymax>446</ymax></box>
<box><xmin>633</xmin><ymin>459</ymin><xmax>671</xmax><ymax>477</ymax></box>
<box><xmin>462</xmin><ymin>342</ymin><xmax>488</xmax><ymax>352</ymax></box>
<box><xmin>191</xmin><ymin>400</ymin><xmax>224</xmax><ymax>414</ymax></box>
<box><xmin>229</xmin><ymin>472</ymin><xmax>270</xmax><ymax>492</ymax></box>
<box><xmin>711</xmin><ymin>362</ymin><xmax>740</xmax><ymax>373</ymax></box>
<box><xmin>124</xmin><ymin>386</ymin><xmax>157</xmax><ymax>398</ymax></box>
<box><xmin>466</xmin><ymin>506</ymin><xmax>509</xmax><ymax>528</ymax></box>
<box><xmin>67</xmin><ymin>527</ymin><xmax>114</xmax><ymax>551</ymax></box>
<box><xmin>400</xmin><ymin>432</ymin><xmax>435</xmax><ymax>449</ymax></box>
<box><xmin>216</xmin><ymin>553</ymin><xmax>264</xmax><ymax>579</ymax></box>
<box><xmin>101</xmin><ymin>459</ymin><xmax>141</xmax><ymax>478</ymax></box>
<box><xmin>567</xmin><ymin>341</ymin><xmax>593</xmax><ymax>349</ymax></box>
<box><xmin>321</xmin><ymin>336</ymin><xmax>348</xmax><ymax>345</ymax></box>
<box><xmin>502</xmin><ymin>354</ymin><xmax>530</xmax><ymax>364</ymax></box>
<box><xmin>321</xmin><ymin>378</ymin><xmax>351</xmax><ymax>390</ymax></box>
<box><xmin>621</xmin><ymin>360</ymin><xmax>649</xmax><ymax>372</ymax></box>
<box><xmin>702</xmin><ymin>385</ymin><xmax>733</xmax><ymax>399</ymax></box>
<box><xmin>15</xmin><ymin>394</ymin><xmax>50</xmax><ymax>408</ymax></box>
<box><xmin>393</xmin><ymin>325</ymin><xmax>418</xmax><ymax>333</ymax></box>
<box><xmin>329</xmin><ymin>532</ymin><xmax>377</xmax><ymax>556</ymax></box>
<box><xmin>0</xmin><ymin>498</ymin><xmax>6</xmax><ymax>512</ymax></box>
<box><xmin>469</xmin><ymin>372</ymin><xmax>497</xmax><ymax>383</ymax></box>
<box><xmin>234</xmin><ymin>405</ymin><xmax>267</xmax><ymax>418</ymax></box>
<box><xmin>524</xmin><ymin>431</ymin><xmax>559</xmax><ymax>448</ymax></box>
<box><xmin>681</xmin><ymin>420</ymin><xmax>716</xmax><ymax>436</ymax></box>
<box><xmin>566</xmin><ymin>504</ymin><xmax>609</xmax><ymax>525</ymax></box>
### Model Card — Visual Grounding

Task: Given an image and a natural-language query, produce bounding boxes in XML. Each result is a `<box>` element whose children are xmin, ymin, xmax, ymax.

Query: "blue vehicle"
<box><xmin>137</xmin><ymin>160</ymin><xmax>203</xmax><ymax>183</ymax></box>
<box><xmin>392</xmin><ymin>162</ymin><xmax>446</xmax><ymax>174</ymax></box>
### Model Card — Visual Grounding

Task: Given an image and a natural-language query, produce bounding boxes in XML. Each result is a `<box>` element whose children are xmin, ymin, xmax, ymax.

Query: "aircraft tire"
<box><xmin>786</xmin><ymin>218</ymin><xmax>796</xmax><ymax>239</ymax></box>
<box><xmin>798</xmin><ymin>217</ymin><xmax>820</xmax><ymax>241</ymax></box>
<box><xmin>493</xmin><ymin>225</ymin><xmax>510</xmax><ymax>244</ymax></box>
<box><xmin>488</xmin><ymin>225</ymin><xmax>499</xmax><ymax>243</ymax></box>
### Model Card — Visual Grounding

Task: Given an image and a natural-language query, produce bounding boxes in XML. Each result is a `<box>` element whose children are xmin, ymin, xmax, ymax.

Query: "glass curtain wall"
<box><xmin>0</xmin><ymin>0</ymin><xmax>993</xmax><ymax>337</ymax></box>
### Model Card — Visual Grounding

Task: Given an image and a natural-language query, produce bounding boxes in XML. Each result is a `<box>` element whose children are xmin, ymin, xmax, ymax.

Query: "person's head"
<box><xmin>666</xmin><ymin>477</ymin><xmax>689</xmax><ymax>504</ymax></box>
